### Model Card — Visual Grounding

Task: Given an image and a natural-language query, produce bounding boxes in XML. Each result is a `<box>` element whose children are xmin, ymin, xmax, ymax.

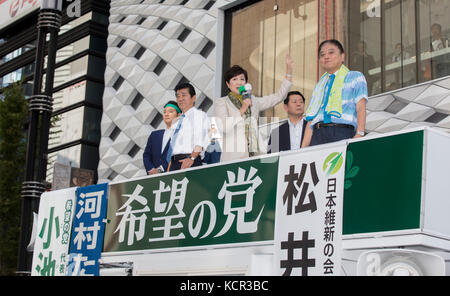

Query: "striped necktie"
<box><xmin>322</xmin><ymin>74</ymin><xmax>336</xmax><ymax>124</ymax></box>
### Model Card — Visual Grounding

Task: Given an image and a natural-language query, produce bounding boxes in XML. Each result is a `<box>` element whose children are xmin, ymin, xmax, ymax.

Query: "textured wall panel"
<box><xmin>99</xmin><ymin>0</ymin><xmax>228</xmax><ymax>182</ymax></box>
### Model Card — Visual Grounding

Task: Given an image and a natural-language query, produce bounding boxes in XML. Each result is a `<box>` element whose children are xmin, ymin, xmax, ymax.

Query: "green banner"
<box><xmin>103</xmin><ymin>156</ymin><xmax>279</xmax><ymax>253</ymax></box>
<box><xmin>343</xmin><ymin>131</ymin><xmax>423</xmax><ymax>235</ymax></box>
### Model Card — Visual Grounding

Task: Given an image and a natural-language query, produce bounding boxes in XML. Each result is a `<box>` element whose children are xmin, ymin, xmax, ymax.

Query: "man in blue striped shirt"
<box><xmin>302</xmin><ymin>39</ymin><xmax>368</xmax><ymax>147</ymax></box>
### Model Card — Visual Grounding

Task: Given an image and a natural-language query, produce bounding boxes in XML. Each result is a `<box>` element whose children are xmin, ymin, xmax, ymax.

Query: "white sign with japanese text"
<box><xmin>0</xmin><ymin>0</ymin><xmax>41</xmax><ymax>30</ymax></box>
<box><xmin>274</xmin><ymin>145</ymin><xmax>346</xmax><ymax>276</ymax></box>
<box><xmin>67</xmin><ymin>183</ymin><xmax>108</xmax><ymax>276</ymax></box>
<box><xmin>31</xmin><ymin>187</ymin><xmax>76</xmax><ymax>276</ymax></box>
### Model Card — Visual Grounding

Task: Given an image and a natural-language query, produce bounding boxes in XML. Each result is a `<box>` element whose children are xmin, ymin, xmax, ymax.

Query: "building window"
<box><xmin>0</xmin><ymin>40</ymin><xmax>36</xmax><ymax>65</ymax></box>
<box><xmin>150</xmin><ymin>112</ymin><xmax>163</xmax><ymax>129</ymax></box>
<box><xmin>225</xmin><ymin>0</ymin><xmax>450</xmax><ymax>117</ymax></box>
<box><xmin>131</xmin><ymin>92</ymin><xmax>144</xmax><ymax>109</ymax></box>
<box><xmin>157</xmin><ymin>20</ymin><xmax>168</xmax><ymax>30</ymax></box>
<box><xmin>419</xmin><ymin>1</ymin><xmax>450</xmax><ymax>82</ymax></box>
<box><xmin>347</xmin><ymin>0</ymin><xmax>450</xmax><ymax>96</ymax></box>
<box><xmin>225</xmin><ymin>0</ymin><xmax>319</xmax><ymax>121</ymax></box>
<box><xmin>117</xmin><ymin>39</ymin><xmax>126</xmax><ymax>48</ymax></box>
<box><xmin>203</xmin><ymin>1</ymin><xmax>215</xmax><ymax>11</ymax></box>
<box><xmin>113</xmin><ymin>76</ymin><xmax>125</xmax><ymax>90</ymax></box>
<box><xmin>200</xmin><ymin>41</ymin><xmax>215</xmax><ymax>58</ymax></box>
<box><xmin>107</xmin><ymin>170</ymin><xmax>118</xmax><ymax>181</ymax></box>
<box><xmin>128</xmin><ymin>144</ymin><xmax>141</xmax><ymax>157</ymax></box>
<box><xmin>0</xmin><ymin>63</ymin><xmax>34</xmax><ymax>88</ymax></box>
<box><xmin>109</xmin><ymin>126</ymin><xmax>121</xmax><ymax>141</ymax></box>
<box><xmin>134</xmin><ymin>46</ymin><xmax>146</xmax><ymax>59</ymax></box>
<box><xmin>199</xmin><ymin>96</ymin><xmax>213</xmax><ymax>112</ymax></box>
<box><xmin>136</xmin><ymin>17</ymin><xmax>147</xmax><ymax>25</ymax></box>
<box><xmin>177</xmin><ymin>28</ymin><xmax>191</xmax><ymax>42</ymax></box>
<box><xmin>153</xmin><ymin>59</ymin><xmax>167</xmax><ymax>76</ymax></box>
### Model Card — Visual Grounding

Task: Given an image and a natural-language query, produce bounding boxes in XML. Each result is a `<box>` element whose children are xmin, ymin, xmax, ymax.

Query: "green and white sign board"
<box><xmin>31</xmin><ymin>187</ymin><xmax>77</xmax><ymax>276</ymax></box>
<box><xmin>342</xmin><ymin>127</ymin><xmax>450</xmax><ymax>250</ymax></box>
<box><xmin>31</xmin><ymin>127</ymin><xmax>450</xmax><ymax>276</ymax></box>
<box><xmin>274</xmin><ymin>145</ymin><xmax>346</xmax><ymax>276</ymax></box>
<box><xmin>103</xmin><ymin>156</ymin><xmax>279</xmax><ymax>252</ymax></box>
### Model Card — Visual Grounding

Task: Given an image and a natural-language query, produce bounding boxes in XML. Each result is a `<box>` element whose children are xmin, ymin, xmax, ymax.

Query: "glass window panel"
<box><xmin>59</xmin><ymin>12</ymin><xmax>93</xmax><ymax>35</ymax></box>
<box><xmin>229</xmin><ymin>0</ymin><xmax>271</xmax><ymax>100</ymax></box>
<box><xmin>49</xmin><ymin>106</ymin><xmax>85</xmax><ymax>150</ymax></box>
<box><xmin>42</xmin><ymin>55</ymin><xmax>89</xmax><ymax>89</ymax></box>
<box><xmin>260</xmin><ymin>0</ymin><xmax>276</xmax><ymax>120</ymax></box>
<box><xmin>273</xmin><ymin>0</ymin><xmax>319</xmax><ymax>121</ymax></box>
<box><xmin>91</xmin><ymin>11</ymin><xmax>109</xmax><ymax>26</ymax></box>
<box><xmin>55</xmin><ymin>36</ymin><xmax>90</xmax><ymax>64</ymax></box>
<box><xmin>0</xmin><ymin>40</ymin><xmax>36</xmax><ymax>65</ymax></box>
<box><xmin>419</xmin><ymin>0</ymin><xmax>450</xmax><ymax>82</ymax></box>
<box><xmin>47</xmin><ymin>144</ymin><xmax>82</xmax><ymax>183</ymax></box>
<box><xmin>47</xmin><ymin>143</ymin><xmax>99</xmax><ymax>185</ymax></box>
<box><xmin>348</xmin><ymin>0</ymin><xmax>382</xmax><ymax>96</ymax></box>
<box><xmin>401</xmin><ymin>0</ymin><xmax>417</xmax><ymax>87</ymax></box>
<box><xmin>0</xmin><ymin>63</ymin><xmax>34</xmax><ymax>88</ymax></box>
<box><xmin>83</xmin><ymin>106</ymin><xmax>102</xmax><ymax>144</ymax></box>
<box><xmin>227</xmin><ymin>0</ymin><xmax>450</xmax><ymax>104</ymax></box>
<box><xmin>384</xmin><ymin>0</ymin><xmax>417</xmax><ymax>91</ymax></box>
<box><xmin>228</xmin><ymin>0</ymin><xmax>318</xmax><ymax>121</ymax></box>
<box><xmin>52</xmin><ymin>80</ymin><xmax>87</xmax><ymax>111</ymax></box>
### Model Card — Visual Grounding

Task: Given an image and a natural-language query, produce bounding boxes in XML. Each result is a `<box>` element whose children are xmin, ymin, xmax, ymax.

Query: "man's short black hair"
<box><xmin>175</xmin><ymin>82</ymin><xmax>196</xmax><ymax>97</ymax></box>
<box><xmin>224</xmin><ymin>65</ymin><xmax>248</xmax><ymax>84</ymax></box>
<box><xmin>284</xmin><ymin>91</ymin><xmax>305</xmax><ymax>105</ymax></box>
<box><xmin>318</xmin><ymin>39</ymin><xmax>345</xmax><ymax>56</ymax></box>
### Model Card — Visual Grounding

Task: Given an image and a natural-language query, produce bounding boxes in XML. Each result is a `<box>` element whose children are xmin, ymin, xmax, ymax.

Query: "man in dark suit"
<box><xmin>143</xmin><ymin>101</ymin><xmax>181</xmax><ymax>175</ymax></box>
<box><xmin>268</xmin><ymin>91</ymin><xmax>307</xmax><ymax>153</ymax></box>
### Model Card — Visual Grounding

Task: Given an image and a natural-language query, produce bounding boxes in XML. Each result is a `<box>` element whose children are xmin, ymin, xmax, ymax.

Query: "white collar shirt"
<box><xmin>288</xmin><ymin>118</ymin><xmax>304</xmax><ymax>151</ymax></box>
<box><xmin>161</xmin><ymin>126</ymin><xmax>173</xmax><ymax>154</ymax></box>
<box><xmin>171</xmin><ymin>107</ymin><xmax>210</xmax><ymax>155</ymax></box>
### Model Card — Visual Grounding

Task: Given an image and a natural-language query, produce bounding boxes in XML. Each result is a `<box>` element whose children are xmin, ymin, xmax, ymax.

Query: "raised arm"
<box><xmin>255</xmin><ymin>54</ymin><xmax>293</xmax><ymax>111</ymax></box>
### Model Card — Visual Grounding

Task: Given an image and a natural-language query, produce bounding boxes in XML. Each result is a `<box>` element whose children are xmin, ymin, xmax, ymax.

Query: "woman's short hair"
<box><xmin>224</xmin><ymin>65</ymin><xmax>248</xmax><ymax>84</ymax></box>
<box><xmin>318</xmin><ymin>39</ymin><xmax>345</xmax><ymax>56</ymax></box>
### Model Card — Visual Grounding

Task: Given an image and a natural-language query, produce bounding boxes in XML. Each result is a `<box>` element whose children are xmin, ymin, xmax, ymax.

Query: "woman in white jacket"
<box><xmin>214</xmin><ymin>54</ymin><xmax>294</xmax><ymax>162</ymax></box>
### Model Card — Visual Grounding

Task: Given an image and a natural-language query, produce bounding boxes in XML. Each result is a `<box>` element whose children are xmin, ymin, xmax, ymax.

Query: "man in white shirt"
<box><xmin>167</xmin><ymin>83</ymin><xmax>210</xmax><ymax>171</ymax></box>
<box><xmin>267</xmin><ymin>91</ymin><xmax>307</xmax><ymax>153</ymax></box>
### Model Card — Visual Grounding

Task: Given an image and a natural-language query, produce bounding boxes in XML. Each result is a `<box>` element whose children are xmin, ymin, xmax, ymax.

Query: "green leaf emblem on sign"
<box><xmin>344</xmin><ymin>151</ymin><xmax>360</xmax><ymax>189</ymax></box>
<box><xmin>323</xmin><ymin>152</ymin><xmax>344</xmax><ymax>176</ymax></box>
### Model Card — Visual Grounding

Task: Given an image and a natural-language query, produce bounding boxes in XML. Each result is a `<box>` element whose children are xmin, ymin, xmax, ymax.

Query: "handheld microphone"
<box><xmin>239</xmin><ymin>83</ymin><xmax>252</xmax><ymax>100</ymax></box>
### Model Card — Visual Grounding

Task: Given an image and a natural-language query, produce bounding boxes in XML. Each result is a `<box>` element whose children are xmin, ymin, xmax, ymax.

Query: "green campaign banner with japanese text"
<box><xmin>103</xmin><ymin>156</ymin><xmax>279</xmax><ymax>253</ymax></box>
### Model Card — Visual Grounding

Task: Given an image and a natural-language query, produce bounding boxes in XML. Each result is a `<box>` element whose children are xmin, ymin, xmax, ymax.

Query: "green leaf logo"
<box><xmin>344</xmin><ymin>151</ymin><xmax>360</xmax><ymax>189</ymax></box>
<box><xmin>323</xmin><ymin>152</ymin><xmax>344</xmax><ymax>176</ymax></box>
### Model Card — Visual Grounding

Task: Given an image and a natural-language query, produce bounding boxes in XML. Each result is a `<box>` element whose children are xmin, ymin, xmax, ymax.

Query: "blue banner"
<box><xmin>67</xmin><ymin>183</ymin><xmax>108</xmax><ymax>276</ymax></box>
